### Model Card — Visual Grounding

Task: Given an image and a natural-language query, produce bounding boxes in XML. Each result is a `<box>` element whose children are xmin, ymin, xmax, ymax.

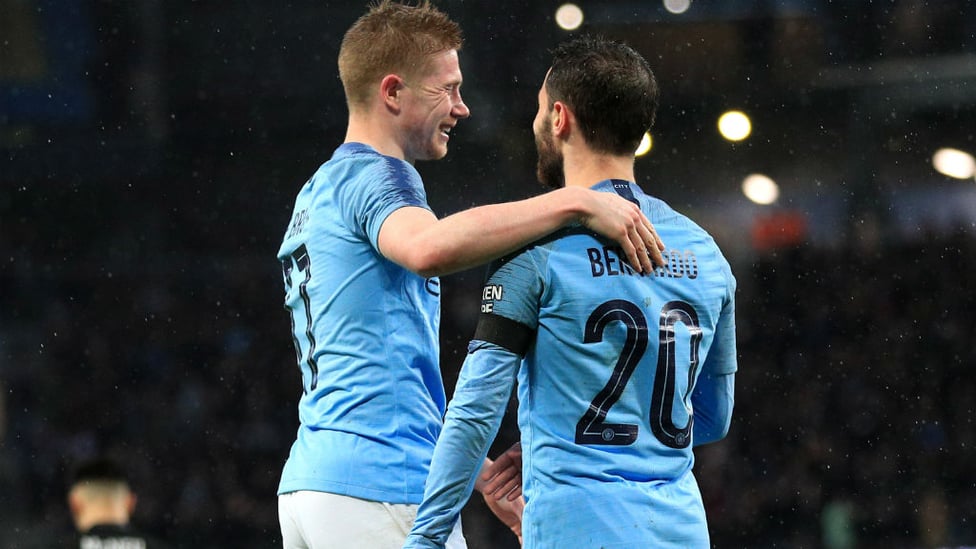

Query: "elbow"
<box><xmin>414</xmin><ymin>259</ymin><xmax>447</xmax><ymax>279</ymax></box>
<box><xmin>693</xmin><ymin>429</ymin><xmax>721</xmax><ymax>447</ymax></box>
<box><xmin>412</xmin><ymin>263</ymin><xmax>440</xmax><ymax>279</ymax></box>
<box><xmin>693</xmin><ymin>407</ymin><xmax>733</xmax><ymax>447</ymax></box>
<box><xmin>413</xmin><ymin>260</ymin><xmax>451</xmax><ymax>279</ymax></box>
<box><xmin>693</xmin><ymin>424</ymin><xmax>728</xmax><ymax>447</ymax></box>
<box><xmin>400</xmin><ymin>247</ymin><xmax>453</xmax><ymax>278</ymax></box>
<box><xmin>380</xmin><ymin>227</ymin><xmax>452</xmax><ymax>277</ymax></box>
<box><xmin>691</xmin><ymin>371</ymin><xmax>735</xmax><ymax>447</ymax></box>
<box><xmin>712</xmin><ymin>416</ymin><xmax>732</xmax><ymax>443</ymax></box>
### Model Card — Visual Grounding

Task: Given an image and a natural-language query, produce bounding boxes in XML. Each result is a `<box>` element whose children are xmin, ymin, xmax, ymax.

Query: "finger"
<box><xmin>646</xmin><ymin>234</ymin><xmax>665</xmax><ymax>269</ymax></box>
<box><xmin>635</xmin><ymin>218</ymin><xmax>665</xmax><ymax>268</ymax></box>
<box><xmin>482</xmin><ymin>475</ymin><xmax>504</xmax><ymax>495</ymax></box>
<box><xmin>494</xmin><ymin>476</ymin><xmax>520</xmax><ymax>500</ymax></box>
<box><xmin>506</xmin><ymin>441</ymin><xmax>523</xmax><ymax>460</ymax></box>
<box><xmin>636</xmin><ymin>217</ymin><xmax>663</xmax><ymax>252</ymax></box>
<box><xmin>485</xmin><ymin>459</ymin><xmax>514</xmax><ymax>480</ymax></box>
<box><xmin>495</xmin><ymin>473</ymin><xmax>519</xmax><ymax>498</ymax></box>
<box><xmin>484</xmin><ymin>469</ymin><xmax>517</xmax><ymax>496</ymax></box>
<box><xmin>506</xmin><ymin>483</ymin><xmax>523</xmax><ymax>501</ymax></box>
<box><xmin>480</xmin><ymin>456</ymin><xmax>508</xmax><ymax>481</ymax></box>
<box><xmin>634</xmin><ymin>227</ymin><xmax>654</xmax><ymax>273</ymax></box>
<box><xmin>631</xmin><ymin>226</ymin><xmax>654</xmax><ymax>273</ymax></box>
<box><xmin>646</xmin><ymin>221</ymin><xmax>665</xmax><ymax>254</ymax></box>
<box><xmin>478</xmin><ymin>468</ymin><xmax>497</xmax><ymax>485</ymax></box>
<box><xmin>651</xmin><ymin>222</ymin><xmax>666</xmax><ymax>251</ymax></box>
<box><xmin>618</xmin><ymin>231</ymin><xmax>645</xmax><ymax>274</ymax></box>
<box><xmin>485</xmin><ymin>465</ymin><xmax>519</xmax><ymax>498</ymax></box>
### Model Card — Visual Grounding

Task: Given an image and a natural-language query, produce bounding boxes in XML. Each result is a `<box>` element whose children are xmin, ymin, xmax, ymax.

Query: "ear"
<box><xmin>126</xmin><ymin>493</ymin><xmax>138</xmax><ymax>515</ymax></box>
<box><xmin>380</xmin><ymin>74</ymin><xmax>405</xmax><ymax>112</ymax></box>
<box><xmin>551</xmin><ymin>101</ymin><xmax>573</xmax><ymax>138</ymax></box>
<box><xmin>68</xmin><ymin>490</ymin><xmax>82</xmax><ymax>518</ymax></box>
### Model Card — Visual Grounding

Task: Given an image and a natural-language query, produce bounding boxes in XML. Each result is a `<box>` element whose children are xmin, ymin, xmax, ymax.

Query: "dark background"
<box><xmin>3</xmin><ymin>1</ymin><xmax>976</xmax><ymax>547</ymax></box>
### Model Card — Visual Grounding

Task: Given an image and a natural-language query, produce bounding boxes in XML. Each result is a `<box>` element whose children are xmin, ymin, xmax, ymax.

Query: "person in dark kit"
<box><xmin>67</xmin><ymin>457</ymin><xmax>171</xmax><ymax>549</ymax></box>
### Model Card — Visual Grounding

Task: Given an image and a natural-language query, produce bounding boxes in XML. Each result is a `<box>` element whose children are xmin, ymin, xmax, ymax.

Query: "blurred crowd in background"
<box><xmin>3</xmin><ymin>185</ymin><xmax>974</xmax><ymax>547</ymax></box>
<box><xmin>3</xmin><ymin>1</ymin><xmax>976</xmax><ymax>548</ymax></box>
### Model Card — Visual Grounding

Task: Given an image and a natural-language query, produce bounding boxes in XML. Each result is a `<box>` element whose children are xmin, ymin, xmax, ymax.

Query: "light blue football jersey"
<box><xmin>277</xmin><ymin>142</ymin><xmax>445</xmax><ymax>504</ymax></box>
<box><xmin>405</xmin><ymin>179</ymin><xmax>737</xmax><ymax>548</ymax></box>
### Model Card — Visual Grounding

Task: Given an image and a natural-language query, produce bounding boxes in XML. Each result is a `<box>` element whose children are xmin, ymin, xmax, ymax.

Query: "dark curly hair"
<box><xmin>545</xmin><ymin>35</ymin><xmax>659</xmax><ymax>155</ymax></box>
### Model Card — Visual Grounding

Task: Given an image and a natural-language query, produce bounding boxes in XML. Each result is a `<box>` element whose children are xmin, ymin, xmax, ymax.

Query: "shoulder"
<box><xmin>83</xmin><ymin>525</ymin><xmax>173</xmax><ymax>549</ymax></box>
<box><xmin>642</xmin><ymin>194</ymin><xmax>719</xmax><ymax>248</ymax></box>
<box><xmin>330</xmin><ymin>143</ymin><xmax>422</xmax><ymax>188</ymax></box>
<box><xmin>485</xmin><ymin>232</ymin><xmax>568</xmax><ymax>283</ymax></box>
<box><xmin>639</xmin><ymin>193</ymin><xmax>735</xmax><ymax>282</ymax></box>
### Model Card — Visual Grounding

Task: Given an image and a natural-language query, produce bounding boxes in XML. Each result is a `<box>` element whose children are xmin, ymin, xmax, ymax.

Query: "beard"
<box><xmin>535</xmin><ymin>129</ymin><xmax>565</xmax><ymax>190</ymax></box>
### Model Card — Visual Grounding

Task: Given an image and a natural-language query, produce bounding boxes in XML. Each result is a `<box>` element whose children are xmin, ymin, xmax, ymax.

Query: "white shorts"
<box><xmin>278</xmin><ymin>490</ymin><xmax>467</xmax><ymax>549</ymax></box>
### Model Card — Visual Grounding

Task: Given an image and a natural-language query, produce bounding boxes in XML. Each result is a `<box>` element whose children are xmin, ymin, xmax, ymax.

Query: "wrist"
<box><xmin>474</xmin><ymin>457</ymin><xmax>493</xmax><ymax>493</ymax></box>
<box><xmin>553</xmin><ymin>186</ymin><xmax>588</xmax><ymax>226</ymax></box>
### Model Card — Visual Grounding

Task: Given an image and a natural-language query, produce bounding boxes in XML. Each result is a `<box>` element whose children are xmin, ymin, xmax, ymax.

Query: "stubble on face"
<box><xmin>535</xmin><ymin>109</ymin><xmax>565</xmax><ymax>190</ymax></box>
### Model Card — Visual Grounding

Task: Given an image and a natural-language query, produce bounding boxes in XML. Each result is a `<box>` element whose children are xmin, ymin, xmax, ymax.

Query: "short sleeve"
<box><xmin>345</xmin><ymin>153</ymin><xmax>432</xmax><ymax>250</ymax></box>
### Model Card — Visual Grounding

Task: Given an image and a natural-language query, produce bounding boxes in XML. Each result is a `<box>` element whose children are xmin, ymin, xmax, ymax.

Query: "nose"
<box><xmin>453</xmin><ymin>93</ymin><xmax>470</xmax><ymax>119</ymax></box>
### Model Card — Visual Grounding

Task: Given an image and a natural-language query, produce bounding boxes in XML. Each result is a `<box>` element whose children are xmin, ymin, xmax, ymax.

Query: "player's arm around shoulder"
<box><xmin>377</xmin><ymin>186</ymin><xmax>665</xmax><ymax>278</ymax></box>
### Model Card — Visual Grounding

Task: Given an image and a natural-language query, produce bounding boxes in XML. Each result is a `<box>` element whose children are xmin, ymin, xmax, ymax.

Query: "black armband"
<box><xmin>472</xmin><ymin>314</ymin><xmax>534</xmax><ymax>356</ymax></box>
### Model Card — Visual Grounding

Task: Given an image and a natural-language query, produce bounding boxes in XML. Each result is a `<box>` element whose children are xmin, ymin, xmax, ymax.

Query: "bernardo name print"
<box><xmin>587</xmin><ymin>246</ymin><xmax>699</xmax><ymax>279</ymax></box>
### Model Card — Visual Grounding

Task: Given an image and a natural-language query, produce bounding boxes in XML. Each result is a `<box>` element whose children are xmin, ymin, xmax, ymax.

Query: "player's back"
<box><xmin>517</xmin><ymin>179</ymin><xmax>736</xmax><ymax>547</ymax></box>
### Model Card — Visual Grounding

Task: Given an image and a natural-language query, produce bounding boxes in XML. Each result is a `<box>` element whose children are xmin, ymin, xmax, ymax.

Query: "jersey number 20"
<box><xmin>576</xmin><ymin>299</ymin><xmax>702</xmax><ymax>449</ymax></box>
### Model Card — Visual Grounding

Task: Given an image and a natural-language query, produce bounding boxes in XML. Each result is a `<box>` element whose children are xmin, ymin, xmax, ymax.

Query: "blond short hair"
<box><xmin>338</xmin><ymin>0</ymin><xmax>463</xmax><ymax>109</ymax></box>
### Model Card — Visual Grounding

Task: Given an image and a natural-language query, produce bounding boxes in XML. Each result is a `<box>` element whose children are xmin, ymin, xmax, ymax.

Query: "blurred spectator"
<box><xmin>66</xmin><ymin>457</ymin><xmax>172</xmax><ymax>548</ymax></box>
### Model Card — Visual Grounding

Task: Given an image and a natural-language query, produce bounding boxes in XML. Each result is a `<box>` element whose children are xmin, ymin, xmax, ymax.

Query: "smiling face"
<box><xmin>398</xmin><ymin>49</ymin><xmax>470</xmax><ymax>163</ymax></box>
<box><xmin>533</xmin><ymin>77</ymin><xmax>565</xmax><ymax>189</ymax></box>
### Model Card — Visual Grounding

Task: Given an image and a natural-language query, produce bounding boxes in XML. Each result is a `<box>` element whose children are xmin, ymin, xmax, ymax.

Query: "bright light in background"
<box><xmin>932</xmin><ymin>147</ymin><xmax>976</xmax><ymax>180</ymax></box>
<box><xmin>555</xmin><ymin>4</ymin><xmax>584</xmax><ymax>31</ymax></box>
<box><xmin>742</xmin><ymin>173</ymin><xmax>779</xmax><ymax>205</ymax></box>
<box><xmin>635</xmin><ymin>132</ymin><xmax>653</xmax><ymax>156</ymax></box>
<box><xmin>718</xmin><ymin>110</ymin><xmax>752</xmax><ymax>142</ymax></box>
<box><xmin>663</xmin><ymin>0</ymin><xmax>692</xmax><ymax>15</ymax></box>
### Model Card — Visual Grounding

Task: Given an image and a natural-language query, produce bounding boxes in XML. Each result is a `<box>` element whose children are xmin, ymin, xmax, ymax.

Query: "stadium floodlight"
<box><xmin>555</xmin><ymin>4</ymin><xmax>584</xmax><ymax>31</ymax></box>
<box><xmin>718</xmin><ymin>110</ymin><xmax>752</xmax><ymax>142</ymax></box>
<box><xmin>663</xmin><ymin>0</ymin><xmax>692</xmax><ymax>15</ymax></box>
<box><xmin>635</xmin><ymin>132</ymin><xmax>653</xmax><ymax>157</ymax></box>
<box><xmin>932</xmin><ymin>147</ymin><xmax>976</xmax><ymax>180</ymax></box>
<box><xmin>742</xmin><ymin>173</ymin><xmax>779</xmax><ymax>205</ymax></box>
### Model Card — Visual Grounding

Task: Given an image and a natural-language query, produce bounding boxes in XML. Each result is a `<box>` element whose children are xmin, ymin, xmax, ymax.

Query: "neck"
<box><xmin>75</xmin><ymin>506</ymin><xmax>129</xmax><ymax>533</ymax></box>
<box><xmin>561</xmin><ymin>143</ymin><xmax>636</xmax><ymax>189</ymax></box>
<box><xmin>344</xmin><ymin>109</ymin><xmax>409</xmax><ymax>162</ymax></box>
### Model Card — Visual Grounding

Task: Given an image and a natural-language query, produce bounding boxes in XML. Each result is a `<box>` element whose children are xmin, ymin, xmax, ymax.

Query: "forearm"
<box><xmin>692</xmin><ymin>371</ymin><xmax>735</xmax><ymax>446</ymax></box>
<box><xmin>405</xmin><ymin>343</ymin><xmax>519</xmax><ymax>547</ymax></box>
<box><xmin>413</xmin><ymin>187</ymin><xmax>588</xmax><ymax>277</ymax></box>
